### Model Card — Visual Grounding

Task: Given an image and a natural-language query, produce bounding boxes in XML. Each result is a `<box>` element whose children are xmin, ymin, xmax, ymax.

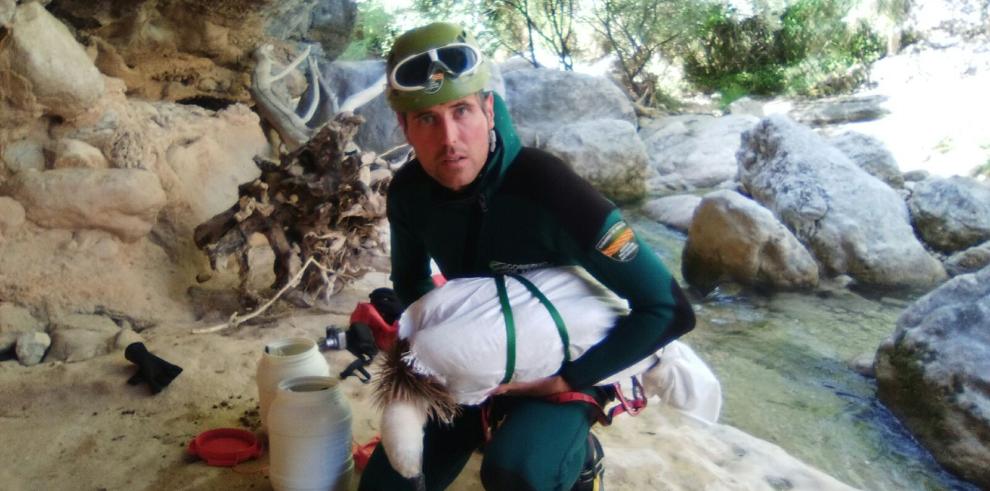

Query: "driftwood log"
<box><xmin>193</xmin><ymin>112</ymin><xmax>392</xmax><ymax>305</ymax></box>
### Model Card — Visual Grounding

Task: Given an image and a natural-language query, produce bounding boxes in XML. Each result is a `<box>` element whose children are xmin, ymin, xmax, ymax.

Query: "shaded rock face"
<box><xmin>908</xmin><ymin>176</ymin><xmax>990</xmax><ymax>253</ymax></box>
<box><xmin>737</xmin><ymin>115</ymin><xmax>946</xmax><ymax>289</ymax></box>
<box><xmin>827</xmin><ymin>131</ymin><xmax>903</xmax><ymax>188</ymax></box>
<box><xmin>641</xmin><ymin>114</ymin><xmax>758</xmax><ymax>190</ymax></box>
<box><xmin>540</xmin><ymin>119</ymin><xmax>647</xmax><ymax>203</ymax></box>
<box><xmin>45</xmin><ymin>0</ymin><xmax>356</xmax><ymax>103</ymax></box>
<box><xmin>682</xmin><ymin>190</ymin><xmax>819</xmax><ymax>293</ymax></box>
<box><xmin>502</xmin><ymin>66</ymin><xmax>635</xmax><ymax>146</ymax></box>
<box><xmin>875</xmin><ymin>265</ymin><xmax>990</xmax><ymax>489</ymax></box>
<box><xmin>320</xmin><ymin>60</ymin><xmax>400</xmax><ymax>154</ymax></box>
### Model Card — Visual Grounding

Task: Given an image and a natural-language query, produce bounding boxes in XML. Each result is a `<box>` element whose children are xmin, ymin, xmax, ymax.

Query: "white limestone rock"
<box><xmin>642</xmin><ymin>194</ymin><xmax>702</xmax><ymax>232</ymax></box>
<box><xmin>15</xmin><ymin>331</ymin><xmax>50</xmax><ymax>366</ymax></box>
<box><xmin>0</xmin><ymin>196</ymin><xmax>26</xmax><ymax>240</ymax></box>
<box><xmin>737</xmin><ymin>115</ymin><xmax>946</xmax><ymax>289</ymax></box>
<box><xmin>0</xmin><ymin>3</ymin><xmax>104</xmax><ymax>120</ymax></box>
<box><xmin>876</xmin><ymin>264</ymin><xmax>990</xmax><ymax>488</ymax></box>
<box><xmin>9</xmin><ymin>168</ymin><xmax>166</xmax><ymax>242</ymax></box>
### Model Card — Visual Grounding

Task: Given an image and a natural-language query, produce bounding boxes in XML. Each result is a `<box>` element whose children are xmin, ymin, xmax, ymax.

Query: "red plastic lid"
<box><xmin>187</xmin><ymin>428</ymin><xmax>263</xmax><ymax>467</ymax></box>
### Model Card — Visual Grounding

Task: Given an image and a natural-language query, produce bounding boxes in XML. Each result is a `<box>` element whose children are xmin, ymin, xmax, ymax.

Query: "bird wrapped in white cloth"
<box><xmin>373</xmin><ymin>266</ymin><xmax>721</xmax><ymax>480</ymax></box>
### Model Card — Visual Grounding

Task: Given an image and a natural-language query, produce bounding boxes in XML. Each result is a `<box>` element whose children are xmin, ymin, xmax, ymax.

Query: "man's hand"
<box><xmin>488</xmin><ymin>375</ymin><xmax>573</xmax><ymax>398</ymax></box>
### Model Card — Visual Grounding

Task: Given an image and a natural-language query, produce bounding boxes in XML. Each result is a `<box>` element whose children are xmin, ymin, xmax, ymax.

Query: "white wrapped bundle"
<box><xmin>398</xmin><ymin>266</ymin><xmax>623</xmax><ymax>405</ymax></box>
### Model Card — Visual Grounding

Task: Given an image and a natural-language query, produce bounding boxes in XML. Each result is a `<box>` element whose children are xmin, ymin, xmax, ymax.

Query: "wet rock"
<box><xmin>683</xmin><ymin>190</ymin><xmax>819</xmax><ymax>294</ymax></box>
<box><xmin>541</xmin><ymin>119</ymin><xmax>647</xmax><ymax>203</ymax></box>
<box><xmin>827</xmin><ymin>132</ymin><xmax>903</xmax><ymax>188</ymax></box>
<box><xmin>0</xmin><ymin>302</ymin><xmax>45</xmax><ymax>353</ymax></box>
<box><xmin>0</xmin><ymin>196</ymin><xmax>26</xmax><ymax>240</ymax></box>
<box><xmin>737</xmin><ymin>115</ymin><xmax>945</xmax><ymax>289</ymax></box>
<box><xmin>847</xmin><ymin>352</ymin><xmax>876</xmax><ymax>378</ymax></box>
<box><xmin>908</xmin><ymin>176</ymin><xmax>990</xmax><ymax>253</ymax></box>
<box><xmin>642</xmin><ymin>194</ymin><xmax>702</xmax><ymax>232</ymax></box>
<box><xmin>944</xmin><ymin>240</ymin><xmax>990</xmax><ymax>277</ymax></box>
<box><xmin>641</xmin><ymin>114</ymin><xmax>758</xmax><ymax>189</ymax></box>
<box><xmin>47</xmin><ymin>314</ymin><xmax>120</xmax><ymax>363</ymax></box>
<box><xmin>876</xmin><ymin>264</ymin><xmax>990</xmax><ymax>489</ymax></box>
<box><xmin>15</xmin><ymin>331</ymin><xmax>50</xmax><ymax>366</ymax></box>
<box><xmin>9</xmin><ymin>168</ymin><xmax>166</xmax><ymax>242</ymax></box>
<box><xmin>51</xmin><ymin>138</ymin><xmax>109</xmax><ymax>169</ymax></box>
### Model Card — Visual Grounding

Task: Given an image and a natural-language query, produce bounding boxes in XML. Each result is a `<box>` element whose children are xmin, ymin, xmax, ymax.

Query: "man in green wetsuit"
<box><xmin>358</xmin><ymin>22</ymin><xmax>695</xmax><ymax>491</ymax></box>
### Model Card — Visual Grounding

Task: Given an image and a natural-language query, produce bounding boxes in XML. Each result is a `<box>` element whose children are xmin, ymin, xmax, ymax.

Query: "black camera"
<box><xmin>319</xmin><ymin>326</ymin><xmax>348</xmax><ymax>351</ymax></box>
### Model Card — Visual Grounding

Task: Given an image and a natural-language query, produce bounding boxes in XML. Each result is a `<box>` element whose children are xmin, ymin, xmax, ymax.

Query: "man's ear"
<box><xmin>484</xmin><ymin>93</ymin><xmax>495</xmax><ymax>130</ymax></box>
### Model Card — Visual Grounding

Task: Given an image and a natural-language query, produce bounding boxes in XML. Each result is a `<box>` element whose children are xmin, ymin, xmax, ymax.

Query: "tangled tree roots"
<box><xmin>193</xmin><ymin>112</ymin><xmax>392</xmax><ymax>305</ymax></box>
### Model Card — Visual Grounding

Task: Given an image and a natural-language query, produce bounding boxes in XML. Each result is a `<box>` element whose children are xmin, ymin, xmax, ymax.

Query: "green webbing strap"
<box><xmin>508</xmin><ymin>274</ymin><xmax>571</xmax><ymax>363</ymax></box>
<box><xmin>495</xmin><ymin>275</ymin><xmax>516</xmax><ymax>384</ymax></box>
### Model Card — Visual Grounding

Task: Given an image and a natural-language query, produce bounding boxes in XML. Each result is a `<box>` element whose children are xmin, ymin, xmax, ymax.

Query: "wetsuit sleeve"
<box><xmin>386</xmin><ymin>183</ymin><xmax>435</xmax><ymax>307</ymax></box>
<box><xmin>558</xmin><ymin>209</ymin><xmax>696</xmax><ymax>390</ymax></box>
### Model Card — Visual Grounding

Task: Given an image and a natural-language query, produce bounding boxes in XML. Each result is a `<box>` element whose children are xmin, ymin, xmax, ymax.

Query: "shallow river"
<box><xmin>626</xmin><ymin>210</ymin><xmax>977</xmax><ymax>491</ymax></box>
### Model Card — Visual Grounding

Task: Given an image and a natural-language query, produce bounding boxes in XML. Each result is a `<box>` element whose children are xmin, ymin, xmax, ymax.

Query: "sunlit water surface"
<box><xmin>626</xmin><ymin>210</ymin><xmax>977</xmax><ymax>491</ymax></box>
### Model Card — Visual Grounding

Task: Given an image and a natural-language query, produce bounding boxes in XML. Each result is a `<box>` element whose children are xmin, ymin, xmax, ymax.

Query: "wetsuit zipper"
<box><xmin>461</xmin><ymin>193</ymin><xmax>488</xmax><ymax>272</ymax></box>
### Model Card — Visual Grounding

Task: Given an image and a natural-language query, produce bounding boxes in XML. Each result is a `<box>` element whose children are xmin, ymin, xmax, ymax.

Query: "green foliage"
<box><xmin>338</xmin><ymin>1</ymin><xmax>400</xmax><ymax>60</ymax></box>
<box><xmin>680</xmin><ymin>0</ymin><xmax>885</xmax><ymax>103</ymax></box>
<box><xmin>590</xmin><ymin>0</ymin><xmax>702</xmax><ymax>104</ymax></box>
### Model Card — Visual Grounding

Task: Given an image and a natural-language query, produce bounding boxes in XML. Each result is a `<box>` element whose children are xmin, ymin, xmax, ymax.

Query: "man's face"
<box><xmin>400</xmin><ymin>93</ymin><xmax>495</xmax><ymax>192</ymax></box>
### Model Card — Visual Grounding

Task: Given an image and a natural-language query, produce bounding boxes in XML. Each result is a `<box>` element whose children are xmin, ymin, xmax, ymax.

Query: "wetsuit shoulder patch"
<box><xmin>595</xmin><ymin>220</ymin><xmax>639</xmax><ymax>262</ymax></box>
<box><xmin>499</xmin><ymin>147</ymin><xmax>614</xmax><ymax>248</ymax></box>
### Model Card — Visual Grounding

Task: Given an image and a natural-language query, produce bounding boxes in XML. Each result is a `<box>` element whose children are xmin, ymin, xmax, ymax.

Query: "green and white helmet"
<box><xmin>386</xmin><ymin>22</ymin><xmax>491</xmax><ymax>112</ymax></box>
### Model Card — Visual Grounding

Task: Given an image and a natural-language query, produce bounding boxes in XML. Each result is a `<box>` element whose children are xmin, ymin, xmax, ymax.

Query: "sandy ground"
<box><xmin>0</xmin><ymin>270</ymin><xmax>862</xmax><ymax>491</ymax></box>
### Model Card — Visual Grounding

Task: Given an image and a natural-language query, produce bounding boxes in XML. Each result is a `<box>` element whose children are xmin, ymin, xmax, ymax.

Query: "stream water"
<box><xmin>626</xmin><ymin>210</ymin><xmax>978</xmax><ymax>491</ymax></box>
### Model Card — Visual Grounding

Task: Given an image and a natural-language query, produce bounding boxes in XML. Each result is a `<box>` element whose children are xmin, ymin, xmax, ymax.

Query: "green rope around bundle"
<box><xmin>494</xmin><ymin>274</ymin><xmax>571</xmax><ymax>385</ymax></box>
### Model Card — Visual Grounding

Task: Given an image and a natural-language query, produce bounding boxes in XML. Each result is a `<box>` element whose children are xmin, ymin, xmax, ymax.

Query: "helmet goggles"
<box><xmin>389</xmin><ymin>43</ymin><xmax>483</xmax><ymax>92</ymax></box>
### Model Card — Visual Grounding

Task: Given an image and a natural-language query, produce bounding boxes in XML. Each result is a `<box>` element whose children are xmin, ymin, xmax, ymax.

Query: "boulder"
<box><xmin>0</xmin><ymin>3</ymin><xmax>104</xmax><ymax>119</ymax></box>
<box><xmin>51</xmin><ymin>139</ymin><xmax>110</xmax><ymax>169</ymax></box>
<box><xmin>15</xmin><ymin>331</ymin><xmax>50</xmax><ymax>366</ymax></box>
<box><xmin>682</xmin><ymin>190</ymin><xmax>819</xmax><ymax>293</ymax></box>
<box><xmin>502</xmin><ymin>67</ymin><xmax>635</xmax><ymax>146</ymax></box>
<box><xmin>827</xmin><ymin>132</ymin><xmax>903</xmax><ymax>188</ymax></box>
<box><xmin>787</xmin><ymin>95</ymin><xmax>889</xmax><ymax>126</ymax></box>
<box><xmin>0</xmin><ymin>302</ymin><xmax>45</xmax><ymax>353</ymax></box>
<box><xmin>908</xmin><ymin>176</ymin><xmax>990</xmax><ymax>253</ymax></box>
<box><xmin>875</xmin><ymin>264</ymin><xmax>990</xmax><ymax>489</ymax></box>
<box><xmin>2</xmin><ymin>139</ymin><xmax>46</xmax><ymax>173</ymax></box>
<box><xmin>47</xmin><ymin>314</ymin><xmax>120</xmax><ymax>363</ymax></box>
<box><xmin>642</xmin><ymin>194</ymin><xmax>702</xmax><ymax>232</ymax></box>
<box><xmin>0</xmin><ymin>196</ymin><xmax>26</xmax><ymax>240</ymax></box>
<box><xmin>541</xmin><ymin>119</ymin><xmax>648</xmax><ymax>203</ymax></box>
<box><xmin>737</xmin><ymin>115</ymin><xmax>946</xmax><ymax>289</ymax></box>
<box><xmin>641</xmin><ymin>114</ymin><xmax>759</xmax><ymax>189</ymax></box>
<box><xmin>945</xmin><ymin>240</ymin><xmax>990</xmax><ymax>277</ymax></box>
<box><xmin>10</xmin><ymin>168</ymin><xmax>167</xmax><ymax>242</ymax></box>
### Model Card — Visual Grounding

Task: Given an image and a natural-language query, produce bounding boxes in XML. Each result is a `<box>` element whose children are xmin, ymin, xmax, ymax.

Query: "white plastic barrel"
<box><xmin>256</xmin><ymin>338</ymin><xmax>330</xmax><ymax>428</ymax></box>
<box><xmin>269</xmin><ymin>376</ymin><xmax>354</xmax><ymax>491</ymax></box>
